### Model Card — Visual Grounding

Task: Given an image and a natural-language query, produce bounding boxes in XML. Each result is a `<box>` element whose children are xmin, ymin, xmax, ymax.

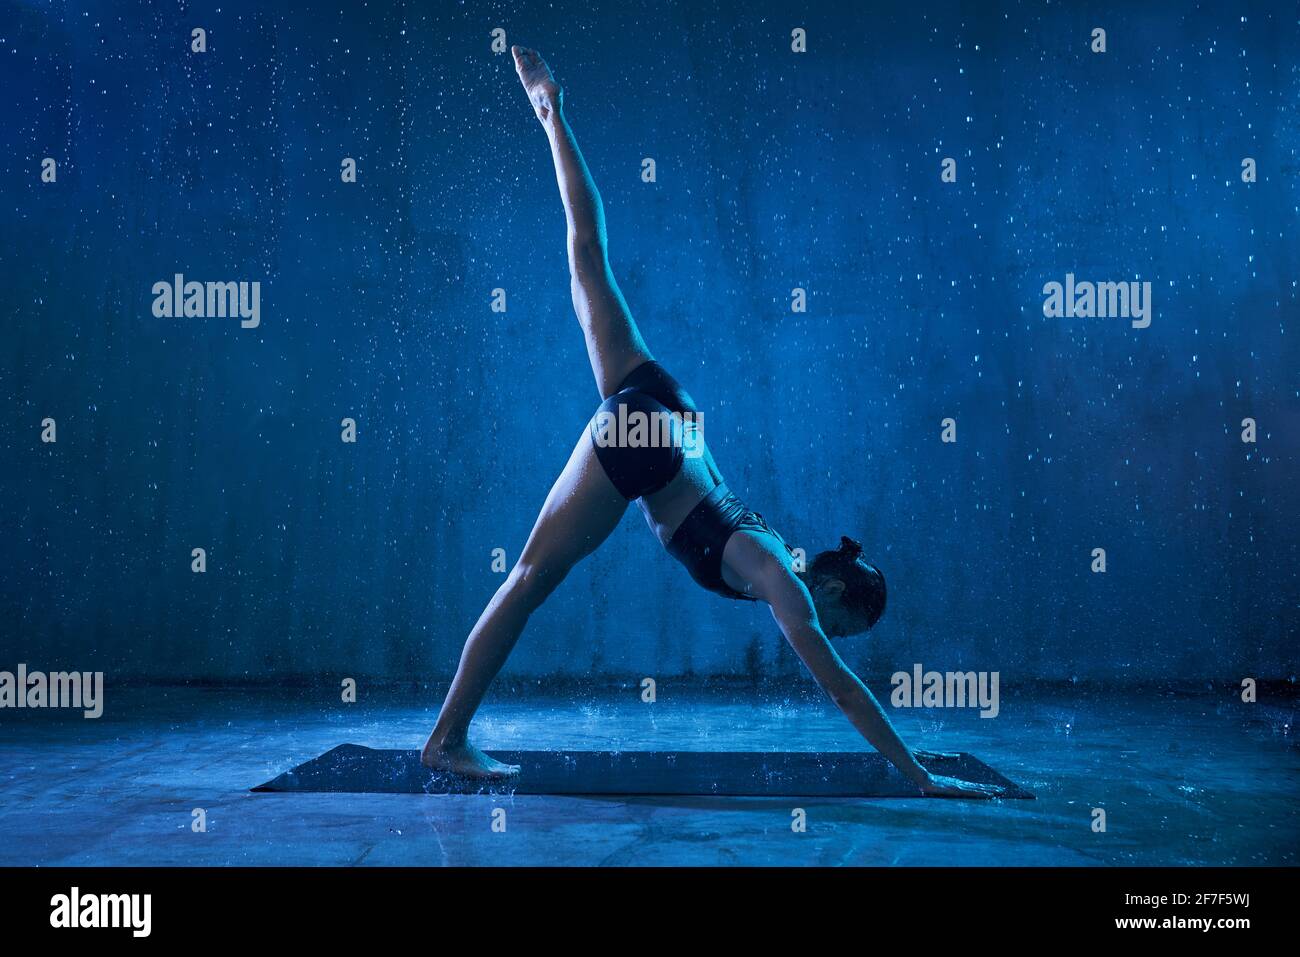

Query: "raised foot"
<box><xmin>421</xmin><ymin>740</ymin><xmax>521</xmax><ymax>780</ymax></box>
<box><xmin>511</xmin><ymin>45</ymin><xmax>562</xmax><ymax>122</ymax></box>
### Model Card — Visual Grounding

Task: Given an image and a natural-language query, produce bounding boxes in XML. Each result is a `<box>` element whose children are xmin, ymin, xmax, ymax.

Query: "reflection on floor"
<box><xmin>1</xmin><ymin>685</ymin><xmax>1294</xmax><ymax>866</ymax></box>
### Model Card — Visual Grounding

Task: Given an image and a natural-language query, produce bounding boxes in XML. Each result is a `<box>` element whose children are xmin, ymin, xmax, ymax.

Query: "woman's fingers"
<box><xmin>921</xmin><ymin>772</ymin><xmax>1007</xmax><ymax>799</ymax></box>
<box><xmin>915</xmin><ymin>750</ymin><xmax>962</xmax><ymax>761</ymax></box>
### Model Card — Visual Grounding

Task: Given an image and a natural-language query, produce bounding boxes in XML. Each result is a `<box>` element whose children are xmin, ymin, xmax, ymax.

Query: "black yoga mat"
<box><xmin>253</xmin><ymin>745</ymin><xmax>1033</xmax><ymax>798</ymax></box>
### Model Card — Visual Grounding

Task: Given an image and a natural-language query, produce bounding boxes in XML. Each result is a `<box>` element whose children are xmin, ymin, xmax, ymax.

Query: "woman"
<box><xmin>421</xmin><ymin>47</ymin><xmax>1003</xmax><ymax>798</ymax></box>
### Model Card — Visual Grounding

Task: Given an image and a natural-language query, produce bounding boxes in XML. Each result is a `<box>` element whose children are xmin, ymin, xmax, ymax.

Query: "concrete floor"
<box><xmin>0</xmin><ymin>685</ymin><xmax>1295</xmax><ymax>866</ymax></box>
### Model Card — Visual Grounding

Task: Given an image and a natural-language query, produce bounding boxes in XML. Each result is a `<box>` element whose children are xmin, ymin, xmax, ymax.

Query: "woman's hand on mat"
<box><xmin>918</xmin><ymin>773</ymin><xmax>1007</xmax><ymax>799</ymax></box>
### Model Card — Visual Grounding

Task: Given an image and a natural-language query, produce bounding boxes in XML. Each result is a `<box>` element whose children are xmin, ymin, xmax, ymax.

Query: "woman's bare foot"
<box><xmin>421</xmin><ymin>738</ymin><xmax>520</xmax><ymax>780</ymax></box>
<box><xmin>512</xmin><ymin>45</ymin><xmax>562</xmax><ymax>123</ymax></box>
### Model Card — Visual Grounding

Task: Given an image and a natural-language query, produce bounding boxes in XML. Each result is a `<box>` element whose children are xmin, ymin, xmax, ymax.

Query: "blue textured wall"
<box><xmin>2</xmin><ymin>0</ymin><xmax>1296</xmax><ymax>681</ymax></box>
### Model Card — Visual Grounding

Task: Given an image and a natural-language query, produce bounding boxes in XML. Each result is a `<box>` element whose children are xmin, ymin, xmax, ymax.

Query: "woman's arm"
<box><xmin>761</xmin><ymin>565</ymin><xmax>931</xmax><ymax>785</ymax></box>
<box><xmin>730</xmin><ymin>534</ymin><xmax>1004</xmax><ymax>798</ymax></box>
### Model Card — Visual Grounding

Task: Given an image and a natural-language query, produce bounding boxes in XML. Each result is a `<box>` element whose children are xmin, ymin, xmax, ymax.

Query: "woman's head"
<box><xmin>805</xmin><ymin>536</ymin><xmax>886</xmax><ymax>638</ymax></box>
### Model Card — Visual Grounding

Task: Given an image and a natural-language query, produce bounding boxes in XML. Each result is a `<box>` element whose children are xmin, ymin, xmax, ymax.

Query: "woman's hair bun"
<box><xmin>838</xmin><ymin>536</ymin><xmax>864</xmax><ymax>559</ymax></box>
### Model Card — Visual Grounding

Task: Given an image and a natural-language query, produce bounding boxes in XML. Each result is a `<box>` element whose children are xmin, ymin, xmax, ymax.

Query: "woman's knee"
<box><xmin>504</xmin><ymin>561</ymin><xmax>566</xmax><ymax>611</ymax></box>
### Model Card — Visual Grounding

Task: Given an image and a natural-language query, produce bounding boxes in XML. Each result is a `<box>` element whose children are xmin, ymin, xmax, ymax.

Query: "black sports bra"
<box><xmin>667</xmin><ymin>482</ymin><xmax>792</xmax><ymax>601</ymax></box>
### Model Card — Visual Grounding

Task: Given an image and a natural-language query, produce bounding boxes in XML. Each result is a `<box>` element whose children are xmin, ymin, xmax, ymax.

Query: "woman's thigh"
<box><xmin>516</xmin><ymin>427</ymin><xmax>629</xmax><ymax>579</ymax></box>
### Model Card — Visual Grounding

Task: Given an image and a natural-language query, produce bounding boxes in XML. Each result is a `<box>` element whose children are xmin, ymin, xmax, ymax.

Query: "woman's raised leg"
<box><xmin>513</xmin><ymin>46</ymin><xmax>653</xmax><ymax>398</ymax></box>
<box><xmin>421</xmin><ymin>430</ymin><xmax>627</xmax><ymax>777</ymax></box>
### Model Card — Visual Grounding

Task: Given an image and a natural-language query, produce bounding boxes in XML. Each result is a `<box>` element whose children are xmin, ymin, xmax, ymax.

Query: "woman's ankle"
<box><xmin>424</xmin><ymin>728</ymin><xmax>465</xmax><ymax>753</ymax></box>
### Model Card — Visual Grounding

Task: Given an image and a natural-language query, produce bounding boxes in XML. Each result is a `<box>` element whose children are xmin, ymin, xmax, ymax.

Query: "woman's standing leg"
<box><xmin>422</xmin><ymin>48</ymin><xmax>651</xmax><ymax>779</ymax></box>
<box><xmin>422</xmin><ymin>431</ymin><xmax>627</xmax><ymax>777</ymax></box>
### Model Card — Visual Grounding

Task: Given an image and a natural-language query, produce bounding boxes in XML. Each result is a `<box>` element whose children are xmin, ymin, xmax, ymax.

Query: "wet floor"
<box><xmin>0</xmin><ymin>685</ymin><xmax>1294</xmax><ymax>866</ymax></box>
